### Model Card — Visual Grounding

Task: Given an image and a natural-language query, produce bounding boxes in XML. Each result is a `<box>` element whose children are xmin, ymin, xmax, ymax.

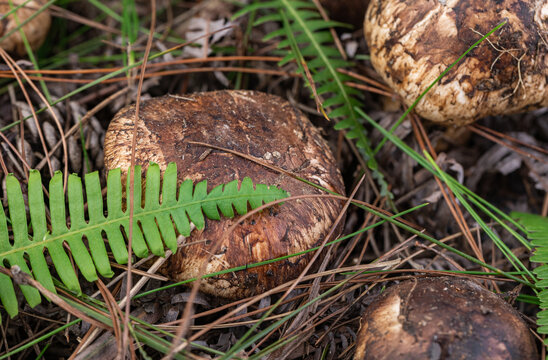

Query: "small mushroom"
<box><xmin>103</xmin><ymin>90</ymin><xmax>345</xmax><ymax>299</ymax></box>
<box><xmin>354</xmin><ymin>277</ymin><xmax>538</xmax><ymax>360</ymax></box>
<box><xmin>364</xmin><ymin>0</ymin><xmax>548</xmax><ymax>126</ymax></box>
<box><xmin>0</xmin><ymin>0</ymin><xmax>51</xmax><ymax>56</ymax></box>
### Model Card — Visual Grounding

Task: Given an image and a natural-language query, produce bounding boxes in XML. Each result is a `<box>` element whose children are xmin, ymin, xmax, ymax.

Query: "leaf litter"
<box><xmin>0</xmin><ymin>0</ymin><xmax>546</xmax><ymax>359</ymax></box>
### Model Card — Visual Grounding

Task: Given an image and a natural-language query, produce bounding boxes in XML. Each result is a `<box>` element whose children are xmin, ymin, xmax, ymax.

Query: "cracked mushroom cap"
<box><xmin>0</xmin><ymin>0</ymin><xmax>51</xmax><ymax>56</ymax></box>
<box><xmin>103</xmin><ymin>90</ymin><xmax>345</xmax><ymax>299</ymax></box>
<box><xmin>364</xmin><ymin>0</ymin><xmax>548</xmax><ymax>126</ymax></box>
<box><xmin>354</xmin><ymin>277</ymin><xmax>538</xmax><ymax>360</ymax></box>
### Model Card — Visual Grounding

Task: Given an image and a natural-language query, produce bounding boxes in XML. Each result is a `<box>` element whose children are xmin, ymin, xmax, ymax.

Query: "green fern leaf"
<box><xmin>512</xmin><ymin>211</ymin><xmax>548</xmax><ymax>345</ymax></box>
<box><xmin>235</xmin><ymin>0</ymin><xmax>391</xmax><ymax>197</ymax></box>
<box><xmin>0</xmin><ymin>162</ymin><xmax>288</xmax><ymax>319</ymax></box>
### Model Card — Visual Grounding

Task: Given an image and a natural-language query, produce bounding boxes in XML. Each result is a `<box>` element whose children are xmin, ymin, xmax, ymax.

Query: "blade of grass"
<box><xmin>121</xmin><ymin>0</ymin><xmax>139</xmax><ymax>77</ymax></box>
<box><xmin>234</xmin><ymin>7</ymin><xmax>256</xmax><ymax>90</ymax></box>
<box><xmin>423</xmin><ymin>151</ymin><xmax>535</xmax><ymax>280</ymax></box>
<box><xmin>357</xmin><ymin>107</ymin><xmax>536</xmax><ymax>284</ymax></box>
<box><xmin>87</xmin><ymin>0</ymin><xmax>184</xmax><ymax>43</ymax></box>
<box><xmin>279</xmin><ymin>8</ymin><xmax>324</xmax><ymax>116</ymax></box>
<box><xmin>358</xmin><ymin>107</ymin><xmax>531</xmax><ymax>245</ymax></box>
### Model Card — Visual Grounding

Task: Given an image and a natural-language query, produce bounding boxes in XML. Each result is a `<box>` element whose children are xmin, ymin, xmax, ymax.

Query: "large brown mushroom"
<box><xmin>103</xmin><ymin>90</ymin><xmax>345</xmax><ymax>299</ymax></box>
<box><xmin>364</xmin><ymin>0</ymin><xmax>548</xmax><ymax>126</ymax></box>
<box><xmin>354</xmin><ymin>277</ymin><xmax>538</xmax><ymax>360</ymax></box>
<box><xmin>0</xmin><ymin>0</ymin><xmax>51</xmax><ymax>56</ymax></box>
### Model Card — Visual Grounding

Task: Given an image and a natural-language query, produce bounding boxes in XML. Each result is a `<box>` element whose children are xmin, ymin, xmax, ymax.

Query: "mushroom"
<box><xmin>364</xmin><ymin>0</ymin><xmax>548</xmax><ymax>126</ymax></box>
<box><xmin>0</xmin><ymin>0</ymin><xmax>51</xmax><ymax>56</ymax></box>
<box><xmin>354</xmin><ymin>277</ymin><xmax>538</xmax><ymax>360</ymax></box>
<box><xmin>103</xmin><ymin>90</ymin><xmax>345</xmax><ymax>299</ymax></box>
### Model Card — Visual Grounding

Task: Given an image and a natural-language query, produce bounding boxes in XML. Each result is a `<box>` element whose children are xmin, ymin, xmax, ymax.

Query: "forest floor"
<box><xmin>0</xmin><ymin>1</ymin><xmax>547</xmax><ymax>359</ymax></box>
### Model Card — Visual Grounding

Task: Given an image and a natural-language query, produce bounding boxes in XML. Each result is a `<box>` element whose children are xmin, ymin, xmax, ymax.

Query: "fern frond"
<box><xmin>512</xmin><ymin>211</ymin><xmax>548</xmax><ymax>344</ymax></box>
<box><xmin>234</xmin><ymin>0</ymin><xmax>391</xmax><ymax>197</ymax></box>
<box><xmin>0</xmin><ymin>163</ymin><xmax>288</xmax><ymax>319</ymax></box>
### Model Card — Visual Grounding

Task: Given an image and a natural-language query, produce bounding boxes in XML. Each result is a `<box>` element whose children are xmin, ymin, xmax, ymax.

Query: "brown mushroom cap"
<box><xmin>103</xmin><ymin>90</ymin><xmax>345</xmax><ymax>298</ymax></box>
<box><xmin>354</xmin><ymin>277</ymin><xmax>538</xmax><ymax>360</ymax></box>
<box><xmin>364</xmin><ymin>0</ymin><xmax>548</xmax><ymax>126</ymax></box>
<box><xmin>0</xmin><ymin>0</ymin><xmax>51</xmax><ymax>56</ymax></box>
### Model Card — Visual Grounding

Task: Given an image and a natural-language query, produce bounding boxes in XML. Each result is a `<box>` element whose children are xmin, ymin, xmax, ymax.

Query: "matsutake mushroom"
<box><xmin>354</xmin><ymin>277</ymin><xmax>538</xmax><ymax>360</ymax></box>
<box><xmin>364</xmin><ymin>0</ymin><xmax>548</xmax><ymax>126</ymax></box>
<box><xmin>103</xmin><ymin>90</ymin><xmax>345</xmax><ymax>299</ymax></box>
<box><xmin>0</xmin><ymin>0</ymin><xmax>51</xmax><ymax>56</ymax></box>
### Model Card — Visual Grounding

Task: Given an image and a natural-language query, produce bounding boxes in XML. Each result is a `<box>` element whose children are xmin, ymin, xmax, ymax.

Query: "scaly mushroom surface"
<box><xmin>364</xmin><ymin>0</ymin><xmax>548</xmax><ymax>125</ymax></box>
<box><xmin>103</xmin><ymin>90</ymin><xmax>345</xmax><ymax>298</ymax></box>
<box><xmin>354</xmin><ymin>277</ymin><xmax>538</xmax><ymax>360</ymax></box>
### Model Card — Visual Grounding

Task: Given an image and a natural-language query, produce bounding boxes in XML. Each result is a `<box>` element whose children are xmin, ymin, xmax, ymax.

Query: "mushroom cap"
<box><xmin>103</xmin><ymin>90</ymin><xmax>345</xmax><ymax>298</ymax></box>
<box><xmin>0</xmin><ymin>0</ymin><xmax>51</xmax><ymax>56</ymax></box>
<box><xmin>354</xmin><ymin>277</ymin><xmax>538</xmax><ymax>360</ymax></box>
<box><xmin>364</xmin><ymin>0</ymin><xmax>548</xmax><ymax>126</ymax></box>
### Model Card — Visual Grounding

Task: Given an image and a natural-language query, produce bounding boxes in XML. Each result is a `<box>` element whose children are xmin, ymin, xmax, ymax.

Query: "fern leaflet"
<box><xmin>0</xmin><ymin>163</ymin><xmax>288</xmax><ymax>319</ymax></box>
<box><xmin>512</xmin><ymin>211</ymin><xmax>548</xmax><ymax>344</ymax></box>
<box><xmin>234</xmin><ymin>0</ymin><xmax>390</xmax><ymax>196</ymax></box>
